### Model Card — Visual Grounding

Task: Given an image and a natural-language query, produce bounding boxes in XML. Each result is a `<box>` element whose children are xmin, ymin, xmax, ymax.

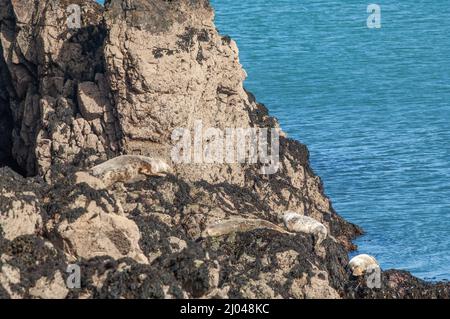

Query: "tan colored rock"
<box><xmin>275</xmin><ymin>250</ymin><xmax>299</xmax><ymax>272</ymax></box>
<box><xmin>29</xmin><ymin>271</ymin><xmax>69</xmax><ymax>299</ymax></box>
<box><xmin>77</xmin><ymin>81</ymin><xmax>109</xmax><ymax>121</ymax></box>
<box><xmin>103</xmin><ymin>0</ymin><xmax>258</xmax><ymax>185</ymax></box>
<box><xmin>0</xmin><ymin>177</ymin><xmax>44</xmax><ymax>240</ymax></box>
<box><xmin>57</xmin><ymin>200</ymin><xmax>148</xmax><ymax>264</ymax></box>
<box><xmin>207</xmin><ymin>261</ymin><xmax>221</xmax><ymax>291</ymax></box>
<box><xmin>0</xmin><ymin>263</ymin><xmax>21</xmax><ymax>299</ymax></box>
<box><xmin>290</xmin><ymin>275</ymin><xmax>308</xmax><ymax>299</ymax></box>
<box><xmin>240</xmin><ymin>279</ymin><xmax>282</xmax><ymax>299</ymax></box>
<box><xmin>168</xmin><ymin>236</ymin><xmax>187</xmax><ymax>253</ymax></box>
<box><xmin>0</xmin><ymin>196</ymin><xmax>43</xmax><ymax>241</ymax></box>
<box><xmin>11</xmin><ymin>0</ymin><xmax>34</xmax><ymax>24</ymax></box>
<box><xmin>1</xmin><ymin>0</ymin><xmax>116</xmax><ymax>177</ymax></box>
<box><xmin>303</xmin><ymin>270</ymin><xmax>341</xmax><ymax>299</ymax></box>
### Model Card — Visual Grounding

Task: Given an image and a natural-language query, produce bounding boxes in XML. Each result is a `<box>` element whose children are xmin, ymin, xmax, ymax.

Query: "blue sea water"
<box><xmin>210</xmin><ymin>0</ymin><xmax>450</xmax><ymax>281</ymax></box>
<box><xmin>96</xmin><ymin>1</ymin><xmax>449</xmax><ymax>281</ymax></box>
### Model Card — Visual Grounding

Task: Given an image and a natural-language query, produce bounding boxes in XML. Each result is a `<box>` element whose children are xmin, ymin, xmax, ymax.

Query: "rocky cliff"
<box><xmin>0</xmin><ymin>0</ymin><xmax>448</xmax><ymax>299</ymax></box>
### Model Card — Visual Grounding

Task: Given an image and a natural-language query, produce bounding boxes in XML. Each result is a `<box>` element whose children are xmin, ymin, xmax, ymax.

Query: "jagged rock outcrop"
<box><xmin>0</xmin><ymin>0</ymin><xmax>448</xmax><ymax>299</ymax></box>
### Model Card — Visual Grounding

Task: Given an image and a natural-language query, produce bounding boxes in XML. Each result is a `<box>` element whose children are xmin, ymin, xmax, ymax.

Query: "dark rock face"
<box><xmin>0</xmin><ymin>96</ymin><xmax>14</xmax><ymax>168</ymax></box>
<box><xmin>345</xmin><ymin>270</ymin><xmax>450</xmax><ymax>299</ymax></box>
<box><xmin>0</xmin><ymin>0</ymin><xmax>448</xmax><ymax>299</ymax></box>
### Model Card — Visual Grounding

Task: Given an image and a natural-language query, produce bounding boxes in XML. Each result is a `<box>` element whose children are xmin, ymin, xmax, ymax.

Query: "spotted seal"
<box><xmin>91</xmin><ymin>155</ymin><xmax>172</xmax><ymax>187</ymax></box>
<box><xmin>283</xmin><ymin>212</ymin><xmax>328</xmax><ymax>247</ymax></box>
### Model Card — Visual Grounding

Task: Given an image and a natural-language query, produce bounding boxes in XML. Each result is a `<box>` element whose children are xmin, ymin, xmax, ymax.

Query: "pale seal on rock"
<box><xmin>91</xmin><ymin>155</ymin><xmax>172</xmax><ymax>187</ymax></box>
<box><xmin>348</xmin><ymin>254</ymin><xmax>379</xmax><ymax>276</ymax></box>
<box><xmin>201</xmin><ymin>217</ymin><xmax>292</xmax><ymax>239</ymax></box>
<box><xmin>283</xmin><ymin>212</ymin><xmax>328</xmax><ymax>247</ymax></box>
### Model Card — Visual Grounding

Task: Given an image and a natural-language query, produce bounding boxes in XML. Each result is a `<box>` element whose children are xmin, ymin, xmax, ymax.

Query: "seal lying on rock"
<box><xmin>348</xmin><ymin>254</ymin><xmax>379</xmax><ymax>276</ymax></box>
<box><xmin>283</xmin><ymin>212</ymin><xmax>328</xmax><ymax>247</ymax></box>
<box><xmin>91</xmin><ymin>155</ymin><xmax>172</xmax><ymax>187</ymax></box>
<box><xmin>202</xmin><ymin>217</ymin><xmax>292</xmax><ymax>239</ymax></box>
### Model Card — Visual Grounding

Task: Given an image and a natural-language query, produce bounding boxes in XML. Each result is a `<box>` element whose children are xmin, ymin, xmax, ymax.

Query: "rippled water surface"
<box><xmin>211</xmin><ymin>0</ymin><xmax>450</xmax><ymax>281</ymax></box>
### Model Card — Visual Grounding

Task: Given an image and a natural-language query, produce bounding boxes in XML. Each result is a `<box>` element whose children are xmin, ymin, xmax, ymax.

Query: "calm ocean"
<box><xmin>97</xmin><ymin>0</ymin><xmax>449</xmax><ymax>281</ymax></box>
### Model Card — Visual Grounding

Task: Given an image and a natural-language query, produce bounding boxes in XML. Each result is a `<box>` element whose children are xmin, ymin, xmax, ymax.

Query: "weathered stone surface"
<box><xmin>45</xmin><ymin>172</ymin><xmax>147</xmax><ymax>264</ymax></box>
<box><xmin>0</xmin><ymin>236</ymin><xmax>68</xmax><ymax>299</ymax></box>
<box><xmin>56</xmin><ymin>206</ymin><xmax>148</xmax><ymax>264</ymax></box>
<box><xmin>77</xmin><ymin>81</ymin><xmax>109</xmax><ymax>121</ymax></box>
<box><xmin>0</xmin><ymin>168</ymin><xmax>45</xmax><ymax>240</ymax></box>
<box><xmin>28</xmin><ymin>271</ymin><xmax>69</xmax><ymax>299</ymax></box>
<box><xmin>0</xmin><ymin>0</ymin><xmax>119</xmax><ymax>178</ymax></box>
